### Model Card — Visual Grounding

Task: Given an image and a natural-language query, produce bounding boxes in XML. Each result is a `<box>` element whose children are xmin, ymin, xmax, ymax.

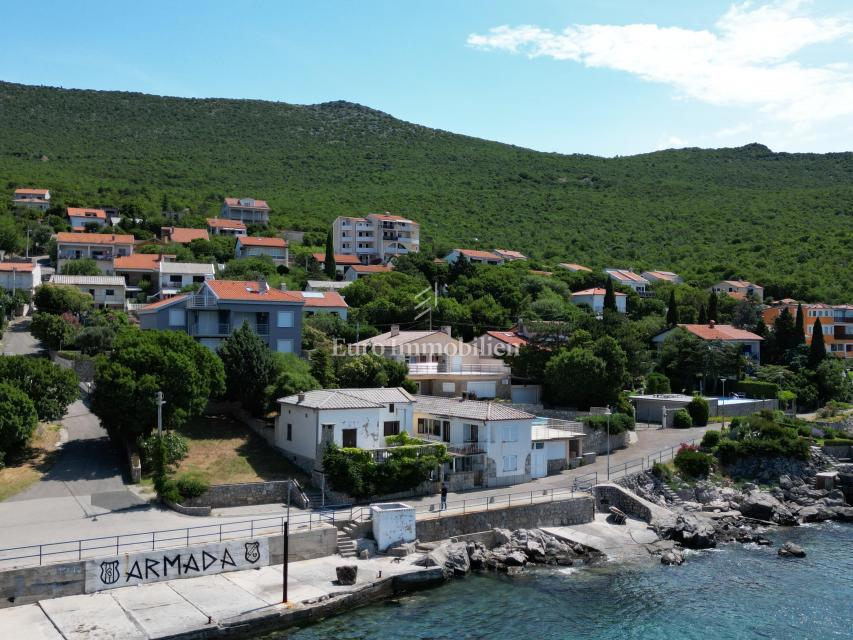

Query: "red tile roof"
<box><xmin>369</xmin><ymin>213</ymin><xmax>411</xmax><ymax>222</ymax></box>
<box><xmin>311</xmin><ymin>252</ymin><xmax>361</xmax><ymax>265</ymax></box>
<box><xmin>114</xmin><ymin>254</ymin><xmax>162</xmax><ymax>270</ymax></box>
<box><xmin>224</xmin><ymin>197</ymin><xmax>270</xmax><ymax>210</ymax></box>
<box><xmin>485</xmin><ymin>330</ymin><xmax>528</xmax><ymax>347</ymax></box>
<box><xmin>348</xmin><ymin>264</ymin><xmax>391</xmax><ymax>273</ymax></box>
<box><xmin>0</xmin><ymin>262</ymin><xmax>35</xmax><ymax>272</ymax></box>
<box><xmin>137</xmin><ymin>294</ymin><xmax>189</xmax><ymax>312</ymax></box>
<box><xmin>67</xmin><ymin>207</ymin><xmax>107</xmax><ymax>220</ymax></box>
<box><xmin>294</xmin><ymin>291</ymin><xmax>349</xmax><ymax>308</ymax></box>
<box><xmin>56</xmin><ymin>232</ymin><xmax>135</xmax><ymax>245</ymax></box>
<box><xmin>494</xmin><ymin>249</ymin><xmax>527</xmax><ymax>260</ymax></box>
<box><xmin>206</xmin><ymin>218</ymin><xmax>246</xmax><ymax>230</ymax></box>
<box><xmin>163</xmin><ymin>227</ymin><xmax>209</xmax><ymax>244</ymax></box>
<box><xmin>572</xmin><ymin>288</ymin><xmax>627</xmax><ymax>296</ymax></box>
<box><xmin>14</xmin><ymin>188</ymin><xmax>49</xmax><ymax>195</ymax></box>
<box><xmin>457</xmin><ymin>249</ymin><xmax>503</xmax><ymax>260</ymax></box>
<box><xmin>606</xmin><ymin>269</ymin><xmax>648</xmax><ymax>284</ymax></box>
<box><xmin>238</xmin><ymin>236</ymin><xmax>287</xmax><ymax>248</ymax></box>
<box><xmin>679</xmin><ymin>323</ymin><xmax>763</xmax><ymax>341</ymax></box>
<box><xmin>205</xmin><ymin>280</ymin><xmax>303</xmax><ymax>302</ymax></box>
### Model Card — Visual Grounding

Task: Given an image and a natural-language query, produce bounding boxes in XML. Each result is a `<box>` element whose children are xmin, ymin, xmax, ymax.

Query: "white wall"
<box><xmin>485</xmin><ymin>418</ymin><xmax>533</xmax><ymax>478</ymax></box>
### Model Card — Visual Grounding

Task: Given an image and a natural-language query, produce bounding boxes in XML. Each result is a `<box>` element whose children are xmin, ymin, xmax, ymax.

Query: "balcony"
<box><xmin>256</xmin><ymin>322</ymin><xmax>269</xmax><ymax>336</ymax></box>
<box><xmin>187</xmin><ymin>293</ymin><xmax>219</xmax><ymax>309</ymax></box>
<box><xmin>407</xmin><ymin>362</ymin><xmax>510</xmax><ymax>376</ymax></box>
<box><xmin>420</xmin><ymin>433</ymin><xmax>486</xmax><ymax>456</ymax></box>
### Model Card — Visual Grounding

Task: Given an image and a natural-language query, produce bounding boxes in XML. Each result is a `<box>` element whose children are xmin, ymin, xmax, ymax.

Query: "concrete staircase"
<box><xmin>336</xmin><ymin>530</ymin><xmax>357</xmax><ymax>558</ymax></box>
<box><xmin>659</xmin><ymin>485</ymin><xmax>684</xmax><ymax>507</ymax></box>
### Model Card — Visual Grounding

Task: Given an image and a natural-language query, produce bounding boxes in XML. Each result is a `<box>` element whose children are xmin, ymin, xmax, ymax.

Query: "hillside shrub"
<box><xmin>672</xmin><ymin>409</ymin><xmax>693</xmax><ymax>429</ymax></box>
<box><xmin>701</xmin><ymin>430</ymin><xmax>721</xmax><ymax>449</ymax></box>
<box><xmin>137</xmin><ymin>431</ymin><xmax>189</xmax><ymax>472</ymax></box>
<box><xmin>651</xmin><ymin>461</ymin><xmax>672</xmax><ymax>482</ymax></box>
<box><xmin>645</xmin><ymin>372</ymin><xmax>671</xmax><ymax>394</ymax></box>
<box><xmin>733</xmin><ymin>380</ymin><xmax>779</xmax><ymax>399</ymax></box>
<box><xmin>0</xmin><ymin>356</ymin><xmax>79</xmax><ymax>421</ymax></box>
<box><xmin>583</xmin><ymin>413</ymin><xmax>635</xmax><ymax>435</ymax></box>
<box><xmin>687</xmin><ymin>396</ymin><xmax>710</xmax><ymax>427</ymax></box>
<box><xmin>674</xmin><ymin>445</ymin><xmax>714</xmax><ymax>478</ymax></box>
<box><xmin>175</xmin><ymin>472</ymin><xmax>209</xmax><ymax>500</ymax></box>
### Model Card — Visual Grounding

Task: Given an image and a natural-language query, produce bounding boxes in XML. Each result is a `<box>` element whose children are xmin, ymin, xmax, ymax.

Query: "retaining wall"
<box><xmin>184</xmin><ymin>481</ymin><xmax>301</xmax><ymax>510</ymax></box>
<box><xmin>414</xmin><ymin>496</ymin><xmax>594</xmax><ymax>542</ymax></box>
<box><xmin>0</xmin><ymin>524</ymin><xmax>337</xmax><ymax>609</ymax></box>
<box><xmin>592</xmin><ymin>482</ymin><xmax>671</xmax><ymax>524</ymax></box>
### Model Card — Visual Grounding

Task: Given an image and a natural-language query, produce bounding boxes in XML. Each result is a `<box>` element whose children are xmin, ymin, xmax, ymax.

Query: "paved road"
<box><xmin>1</xmin><ymin>317</ymin><xmax>43</xmax><ymax>355</ymax></box>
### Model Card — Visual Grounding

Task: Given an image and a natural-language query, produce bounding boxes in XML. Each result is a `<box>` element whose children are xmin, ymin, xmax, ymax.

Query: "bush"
<box><xmin>733</xmin><ymin>380</ymin><xmax>779</xmax><ymax>399</ymax></box>
<box><xmin>651</xmin><ymin>461</ymin><xmax>672</xmax><ymax>482</ymax></box>
<box><xmin>687</xmin><ymin>396</ymin><xmax>710</xmax><ymax>427</ymax></box>
<box><xmin>138</xmin><ymin>431</ymin><xmax>189</xmax><ymax>472</ymax></box>
<box><xmin>0</xmin><ymin>356</ymin><xmax>79</xmax><ymax>421</ymax></box>
<box><xmin>0</xmin><ymin>382</ymin><xmax>39</xmax><ymax>454</ymax></box>
<box><xmin>672</xmin><ymin>409</ymin><xmax>693</xmax><ymax>429</ymax></box>
<box><xmin>31</xmin><ymin>312</ymin><xmax>79</xmax><ymax>350</ymax></box>
<box><xmin>645</xmin><ymin>372</ymin><xmax>671</xmax><ymax>394</ymax></box>
<box><xmin>674</xmin><ymin>446</ymin><xmax>714</xmax><ymax>478</ymax></box>
<box><xmin>701</xmin><ymin>430</ymin><xmax>721</xmax><ymax>449</ymax></box>
<box><xmin>583</xmin><ymin>413</ymin><xmax>635</xmax><ymax>434</ymax></box>
<box><xmin>175</xmin><ymin>472</ymin><xmax>209</xmax><ymax>500</ymax></box>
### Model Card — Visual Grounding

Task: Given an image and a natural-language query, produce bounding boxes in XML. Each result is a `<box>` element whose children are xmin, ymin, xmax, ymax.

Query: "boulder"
<box><xmin>657</xmin><ymin>514</ymin><xmax>717</xmax><ymax>549</ymax></box>
<box><xmin>740</xmin><ymin>491</ymin><xmax>780</xmax><ymax>521</ymax></box>
<box><xmin>336</xmin><ymin>565</ymin><xmax>358</xmax><ymax>585</ymax></box>
<box><xmin>444</xmin><ymin>543</ymin><xmax>471</xmax><ymax>576</ymax></box>
<box><xmin>661</xmin><ymin>549</ymin><xmax>684</xmax><ymax>566</ymax></box>
<box><xmin>504</xmin><ymin>551</ymin><xmax>528</xmax><ymax>567</ymax></box>
<box><xmin>777</xmin><ymin>542</ymin><xmax>806</xmax><ymax>558</ymax></box>
<box><xmin>493</xmin><ymin>528</ymin><xmax>512</xmax><ymax>546</ymax></box>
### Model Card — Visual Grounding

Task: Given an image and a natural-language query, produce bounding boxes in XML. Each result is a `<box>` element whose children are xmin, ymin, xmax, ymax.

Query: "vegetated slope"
<box><xmin>1</xmin><ymin>81</ymin><xmax>851</xmax><ymax>301</ymax></box>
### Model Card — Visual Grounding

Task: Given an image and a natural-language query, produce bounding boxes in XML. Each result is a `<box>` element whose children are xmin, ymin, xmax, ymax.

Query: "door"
<box><xmin>342</xmin><ymin>428</ymin><xmax>357</xmax><ymax>448</ymax></box>
<box><xmin>531</xmin><ymin>443</ymin><xmax>547</xmax><ymax>479</ymax></box>
<box><xmin>467</xmin><ymin>381</ymin><xmax>496</xmax><ymax>399</ymax></box>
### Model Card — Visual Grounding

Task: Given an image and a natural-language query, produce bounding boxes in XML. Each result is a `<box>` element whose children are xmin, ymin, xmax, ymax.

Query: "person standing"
<box><xmin>440</xmin><ymin>484</ymin><xmax>448</xmax><ymax>511</ymax></box>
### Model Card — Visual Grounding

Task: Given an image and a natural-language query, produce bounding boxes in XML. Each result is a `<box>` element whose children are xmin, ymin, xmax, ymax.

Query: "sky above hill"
<box><xmin>3</xmin><ymin>0</ymin><xmax>853</xmax><ymax>156</ymax></box>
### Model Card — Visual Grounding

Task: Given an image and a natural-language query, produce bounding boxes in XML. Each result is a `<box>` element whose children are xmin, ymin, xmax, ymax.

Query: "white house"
<box><xmin>220</xmin><ymin>197</ymin><xmax>270</xmax><ymax>225</ymax></box>
<box><xmin>412</xmin><ymin>395</ymin><xmax>534</xmax><ymax>487</ymax></box>
<box><xmin>158</xmin><ymin>262</ymin><xmax>215</xmax><ymax>297</ymax></box>
<box><xmin>641</xmin><ymin>270</ymin><xmax>683</xmax><ymax>284</ymax></box>
<box><xmin>67</xmin><ymin>207</ymin><xmax>108</xmax><ymax>231</ymax></box>
<box><xmin>469</xmin><ymin>330</ymin><xmax>528</xmax><ymax>357</ymax></box>
<box><xmin>344</xmin><ymin>264</ymin><xmax>392</xmax><ymax>281</ymax></box>
<box><xmin>652</xmin><ymin>322</ymin><xmax>764</xmax><ymax>362</ymax></box>
<box><xmin>291</xmin><ymin>291</ymin><xmax>349</xmax><ymax>319</ymax></box>
<box><xmin>570</xmin><ymin>287</ymin><xmax>627</xmax><ymax>314</ymax></box>
<box><xmin>206</xmin><ymin>218</ymin><xmax>247</xmax><ymax>237</ymax></box>
<box><xmin>49</xmin><ymin>274</ymin><xmax>126</xmax><ymax>309</ymax></box>
<box><xmin>710</xmin><ymin>280</ymin><xmax>764</xmax><ymax>302</ymax></box>
<box><xmin>0</xmin><ymin>262</ymin><xmax>42</xmax><ymax>297</ymax></box>
<box><xmin>56</xmin><ymin>232</ymin><xmax>135</xmax><ymax>274</ymax></box>
<box><xmin>311</xmin><ymin>252</ymin><xmax>361</xmax><ymax>275</ymax></box>
<box><xmin>275</xmin><ymin>388</ymin><xmax>416</xmax><ymax>472</ymax></box>
<box><xmin>332</xmin><ymin>213</ymin><xmax>420</xmax><ymax>264</ymax></box>
<box><xmin>236</xmin><ymin>236</ymin><xmax>288</xmax><ymax>265</ymax></box>
<box><xmin>444</xmin><ymin>249</ymin><xmax>505</xmax><ymax>266</ymax></box>
<box><xmin>305</xmin><ymin>280</ymin><xmax>351</xmax><ymax>293</ymax></box>
<box><xmin>13</xmin><ymin>188</ymin><xmax>50</xmax><ymax>211</ymax></box>
<box><xmin>605</xmin><ymin>268</ymin><xmax>651</xmax><ymax>296</ymax></box>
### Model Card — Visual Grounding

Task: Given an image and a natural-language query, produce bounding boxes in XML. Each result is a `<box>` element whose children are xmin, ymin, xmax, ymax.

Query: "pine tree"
<box><xmin>323</xmin><ymin>230</ymin><xmax>336</xmax><ymax>279</ymax></box>
<box><xmin>707</xmin><ymin>292</ymin><xmax>718</xmax><ymax>322</ymax></box>
<box><xmin>808</xmin><ymin>318</ymin><xmax>827</xmax><ymax>368</ymax></box>
<box><xmin>310</xmin><ymin>348</ymin><xmax>337</xmax><ymax>388</ymax></box>
<box><xmin>752</xmin><ymin>317</ymin><xmax>767</xmax><ymax>338</ymax></box>
<box><xmin>774</xmin><ymin>308</ymin><xmax>797</xmax><ymax>355</ymax></box>
<box><xmin>794</xmin><ymin>303</ymin><xmax>805</xmax><ymax>345</ymax></box>
<box><xmin>698</xmin><ymin>304</ymin><xmax>707</xmax><ymax>325</ymax></box>
<box><xmin>217</xmin><ymin>321</ymin><xmax>275</xmax><ymax>416</ymax></box>
<box><xmin>666</xmin><ymin>290</ymin><xmax>678</xmax><ymax>326</ymax></box>
<box><xmin>603</xmin><ymin>278</ymin><xmax>617</xmax><ymax>312</ymax></box>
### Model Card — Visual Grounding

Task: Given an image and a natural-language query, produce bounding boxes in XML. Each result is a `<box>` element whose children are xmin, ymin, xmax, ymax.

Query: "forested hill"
<box><xmin>1</xmin><ymin>80</ymin><xmax>851</xmax><ymax>301</ymax></box>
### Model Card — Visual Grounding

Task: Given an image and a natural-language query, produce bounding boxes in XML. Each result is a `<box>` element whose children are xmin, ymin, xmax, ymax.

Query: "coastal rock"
<box><xmin>336</xmin><ymin>565</ymin><xmax>358</xmax><ymax>585</ymax></box>
<box><xmin>739</xmin><ymin>491</ymin><xmax>780</xmax><ymax>520</ymax></box>
<box><xmin>504</xmin><ymin>551</ymin><xmax>528</xmax><ymax>567</ymax></box>
<box><xmin>661</xmin><ymin>549</ymin><xmax>684</xmax><ymax>566</ymax></box>
<box><xmin>777</xmin><ymin>542</ymin><xmax>806</xmax><ymax>558</ymax></box>
<box><xmin>657</xmin><ymin>514</ymin><xmax>717</xmax><ymax>549</ymax></box>
<box><xmin>797</xmin><ymin>505</ymin><xmax>835</xmax><ymax>523</ymax></box>
<box><xmin>493</xmin><ymin>528</ymin><xmax>512</xmax><ymax>546</ymax></box>
<box><xmin>444</xmin><ymin>543</ymin><xmax>471</xmax><ymax>576</ymax></box>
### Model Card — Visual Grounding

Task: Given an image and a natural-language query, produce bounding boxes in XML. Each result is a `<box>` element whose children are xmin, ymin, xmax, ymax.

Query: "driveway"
<box><xmin>1</xmin><ymin>317</ymin><xmax>43</xmax><ymax>356</ymax></box>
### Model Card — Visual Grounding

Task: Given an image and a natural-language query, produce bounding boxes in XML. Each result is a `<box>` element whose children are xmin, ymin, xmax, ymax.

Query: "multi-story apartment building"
<box><xmin>332</xmin><ymin>213</ymin><xmax>419</xmax><ymax>264</ymax></box>
<box><xmin>12</xmin><ymin>188</ymin><xmax>50</xmax><ymax>212</ymax></box>
<box><xmin>57</xmin><ymin>232</ymin><xmax>135</xmax><ymax>274</ymax></box>
<box><xmin>220</xmin><ymin>198</ymin><xmax>270</xmax><ymax>225</ymax></box>
<box><xmin>763</xmin><ymin>301</ymin><xmax>853</xmax><ymax>360</ymax></box>
<box><xmin>138</xmin><ymin>279</ymin><xmax>303</xmax><ymax>353</ymax></box>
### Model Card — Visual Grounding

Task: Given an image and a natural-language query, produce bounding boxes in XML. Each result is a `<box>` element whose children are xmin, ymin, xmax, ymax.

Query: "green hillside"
<box><xmin>1</xmin><ymin>81</ymin><xmax>851</xmax><ymax>301</ymax></box>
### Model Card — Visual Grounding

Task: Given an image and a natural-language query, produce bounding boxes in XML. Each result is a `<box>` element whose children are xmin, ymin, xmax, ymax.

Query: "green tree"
<box><xmin>335</xmin><ymin>353</ymin><xmax>415</xmax><ymax>390</ymax></box>
<box><xmin>92</xmin><ymin>329</ymin><xmax>225</xmax><ymax>440</ymax></box>
<box><xmin>59</xmin><ymin>258</ymin><xmax>101</xmax><ymax>276</ymax></box>
<box><xmin>266</xmin><ymin>352</ymin><xmax>320</xmax><ymax>410</ymax></box>
<box><xmin>0</xmin><ymin>216</ymin><xmax>23</xmax><ymax>254</ymax></box>
<box><xmin>772</xmin><ymin>308</ymin><xmax>797</xmax><ymax>361</ymax></box>
<box><xmin>592</xmin><ymin>336</ymin><xmax>628</xmax><ymax>405</ymax></box>
<box><xmin>707</xmin><ymin>292</ymin><xmax>718</xmax><ymax>322</ymax></box>
<box><xmin>665</xmin><ymin>290</ymin><xmax>678</xmax><ymax>327</ymax></box>
<box><xmin>603</xmin><ymin>278</ymin><xmax>617</xmax><ymax>312</ymax></box>
<box><xmin>808</xmin><ymin>318</ymin><xmax>826</xmax><ymax>368</ymax></box>
<box><xmin>217</xmin><ymin>321</ymin><xmax>276</xmax><ymax>416</ymax></box>
<box><xmin>33</xmin><ymin>285</ymin><xmax>92</xmax><ymax>315</ymax></box>
<box><xmin>0</xmin><ymin>382</ymin><xmax>37</xmax><ymax>457</ymax></box>
<box><xmin>686</xmin><ymin>395</ymin><xmax>710</xmax><ymax>427</ymax></box>
<box><xmin>30</xmin><ymin>312</ymin><xmax>80</xmax><ymax>350</ymax></box>
<box><xmin>645</xmin><ymin>372</ymin><xmax>671</xmax><ymax>394</ymax></box>
<box><xmin>697</xmin><ymin>304</ymin><xmax>707</xmax><ymax>325</ymax></box>
<box><xmin>323</xmin><ymin>229</ymin><xmax>336</xmax><ymax>279</ymax></box>
<box><xmin>794</xmin><ymin>303</ymin><xmax>805</xmax><ymax>345</ymax></box>
<box><xmin>0</xmin><ymin>356</ymin><xmax>79</xmax><ymax>421</ymax></box>
<box><xmin>544</xmin><ymin>348</ymin><xmax>607</xmax><ymax>409</ymax></box>
<box><xmin>814</xmin><ymin>357</ymin><xmax>851</xmax><ymax>404</ymax></box>
<box><xmin>309</xmin><ymin>348</ymin><xmax>337</xmax><ymax>387</ymax></box>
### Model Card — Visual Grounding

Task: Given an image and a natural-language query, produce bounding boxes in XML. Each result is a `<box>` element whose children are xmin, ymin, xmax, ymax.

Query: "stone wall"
<box><xmin>414</xmin><ymin>496</ymin><xmax>594</xmax><ymax>542</ymax></box>
<box><xmin>592</xmin><ymin>482</ymin><xmax>672</xmax><ymax>524</ymax></box>
<box><xmin>0</xmin><ymin>524</ymin><xmax>337</xmax><ymax>609</ymax></box>
<box><xmin>183</xmin><ymin>480</ymin><xmax>304</xmax><ymax>510</ymax></box>
<box><xmin>822</xmin><ymin>444</ymin><xmax>852</xmax><ymax>459</ymax></box>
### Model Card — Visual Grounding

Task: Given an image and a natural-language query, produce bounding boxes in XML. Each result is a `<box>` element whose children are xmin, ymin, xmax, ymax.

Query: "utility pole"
<box><xmin>155</xmin><ymin>391</ymin><xmax>166</xmax><ymax>437</ymax></box>
<box><xmin>605</xmin><ymin>406</ymin><xmax>612</xmax><ymax>480</ymax></box>
<box><xmin>720</xmin><ymin>378</ymin><xmax>727</xmax><ymax>429</ymax></box>
<box><xmin>25</xmin><ymin>227</ymin><xmax>31</xmax><ymax>259</ymax></box>
<box><xmin>282</xmin><ymin>519</ymin><xmax>289</xmax><ymax>603</ymax></box>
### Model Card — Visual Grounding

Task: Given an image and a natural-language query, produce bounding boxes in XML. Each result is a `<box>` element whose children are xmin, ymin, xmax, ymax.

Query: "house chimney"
<box><xmin>390</xmin><ymin>325</ymin><xmax>400</xmax><ymax>337</ymax></box>
<box><xmin>441</xmin><ymin>325</ymin><xmax>452</xmax><ymax>336</ymax></box>
<box><xmin>257</xmin><ymin>274</ymin><xmax>268</xmax><ymax>294</ymax></box>
<box><xmin>709</xmin><ymin>319</ymin><xmax>716</xmax><ymax>328</ymax></box>
<box><xmin>297</xmin><ymin>392</ymin><xmax>305</xmax><ymax>403</ymax></box>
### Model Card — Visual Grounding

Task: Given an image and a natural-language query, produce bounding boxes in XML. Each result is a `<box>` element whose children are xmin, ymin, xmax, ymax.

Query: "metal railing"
<box><xmin>407</xmin><ymin>362</ymin><xmax>511</xmax><ymax>375</ymax></box>
<box><xmin>417</xmin><ymin>485</ymin><xmax>586</xmax><ymax>518</ymax></box>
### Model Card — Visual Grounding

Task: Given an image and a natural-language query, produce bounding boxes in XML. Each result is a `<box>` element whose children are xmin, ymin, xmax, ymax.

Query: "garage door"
<box><xmin>466</xmin><ymin>381</ymin><xmax>496</xmax><ymax>399</ymax></box>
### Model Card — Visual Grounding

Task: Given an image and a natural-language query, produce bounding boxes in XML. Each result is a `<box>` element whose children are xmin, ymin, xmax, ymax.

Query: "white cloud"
<box><xmin>715</xmin><ymin>122</ymin><xmax>752</xmax><ymax>138</ymax></box>
<box><xmin>656</xmin><ymin>135</ymin><xmax>689</xmax><ymax>150</ymax></box>
<box><xmin>467</xmin><ymin>1</ymin><xmax>853</xmax><ymax>142</ymax></box>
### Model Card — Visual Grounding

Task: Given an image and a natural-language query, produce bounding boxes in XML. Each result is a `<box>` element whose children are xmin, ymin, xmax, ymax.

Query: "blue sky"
<box><xmin>3</xmin><ymin>0</ymin><xmax>853</xmax><ymax>156</ymax></box>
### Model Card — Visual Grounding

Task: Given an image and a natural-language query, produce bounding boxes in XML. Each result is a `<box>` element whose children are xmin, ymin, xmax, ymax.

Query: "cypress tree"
<box><xmin>794</xmin><ymin>303</ymin><xmax>805</xmax><ymax>345</ymax></box>
<box><xmin>707</xmin><ymin>292</ymin><xmax>718</xmax><ymax>322</ymax></box>
<box><xmin>324</xmin><ymin>230</ymin><xmax>336</xmax><ymax>279</ymax></box>
<box><xmin>808</xmin><ymin>318</ymin><xmax>827</xmax><ymax>368</ymax></box>
<box><xmin>666</xmin><ymin>290</ymin><xmax>678</xmax><ymax>326</ymax></box>
<box><xmin>603</xmin><ymin>278</ymin><xmax>617</xmax><ymax>312</ymax></box>
<box><xmin>698</xmin><ymin>304</ymin><xmax>707</xmax><ymax>325</ymax></box>
<box><xmin>774</xmin><ymin>308</ymin><xmax>796</xmax><ymax>355</ymax></box>
<box><xmin>752</xmin><ymin>317</ymin><xmax>767</xmax><ymax>338</ymax></box>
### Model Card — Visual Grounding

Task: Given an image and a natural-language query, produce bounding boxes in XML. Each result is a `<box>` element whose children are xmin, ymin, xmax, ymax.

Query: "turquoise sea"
<box><xmin>273</xmin><ymin>522</ymin><xmax>852</xmax><ymax>640</ymax></box>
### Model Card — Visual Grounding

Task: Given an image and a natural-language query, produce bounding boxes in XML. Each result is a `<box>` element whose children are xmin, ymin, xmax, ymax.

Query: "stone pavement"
<box><xmin>1</xmin><ymin>555</ymin><xmax>432</xmax><ymax>639</ymax></box>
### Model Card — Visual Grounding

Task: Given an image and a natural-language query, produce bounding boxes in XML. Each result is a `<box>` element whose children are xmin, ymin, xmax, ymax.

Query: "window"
<box><xmin>502</xmin><ymin>455</ymin><xmax>518</xmax><ymax>472</ymax></box>
<box><xmin>193</xmin><ymin>275</ymin><xmax>205</xmax><ymax>283</ymax></box>
<box><xmin>277</xmin><ymin>310</ymin><xmax>294</xmax><ymax>328</ymax></box>
<box><xmin>168</xmin><ymin>308</ymin><xmax>186</xmax><ymax>327</ymax></box>
<box><xmin>417</xmin><ymin>418</ymin><xmax>427</xmax><ymax>435</ymax></box>
<box><xmin>463</xmin><ymin>423</ymin><xmax>478</xmax><ymax>443</ymax></box>
<box><xmin>276</xmin><ymin>339</ymin><xmax>293</xmax><ymax>353</ymax></box>
<box><xmin>105</xmin><ymin>289</ymin><xmax>115</xmax><ymax>296</ymax></box>
<box><xmin>342</xmin><ymin>429</ymin><xmax>357</xmax><ymax>448</ymax></box>
<box><xmin>169</xmin><ymin>275</ymin><xmax>182</xmax><ymax>284</ymax></box>
<box><xmin>501</xmin><ymin>425</ymin><xmax>518</xmax><ymax>442</ymax></box>
<box><xmin>388</xmin><ymin>403</ymin><xmax>395</xmax><ymax>413</ymax></box>
<box><xmin>286</xmin><ymin>423</ymin><xmax>292</xmax><ymax>441</ymax></box>
<box><xmin>441</xmin><ymin>382</ymin><xmax>456</xmax><ymax>393</ymax></box>
<box><xmin>383</xmin><ymin>421</ymin><xmax>400</xmax><ymax>436</ymax></box>
<box><xmin>532</xmin><ymin>442</ymin><xmax>544</xmax><ymax>450</ymax></box>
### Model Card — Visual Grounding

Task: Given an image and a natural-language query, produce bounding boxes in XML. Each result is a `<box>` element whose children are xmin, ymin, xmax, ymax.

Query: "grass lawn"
<box><xmin>0</xmin><ymin>424</ymin><xmax>63</xmax><ymax>501</ymax></box>
<box><xmin>171</xmin><ymin>415</ymin><xmax>308</xmax><ymax>486</ymax></box>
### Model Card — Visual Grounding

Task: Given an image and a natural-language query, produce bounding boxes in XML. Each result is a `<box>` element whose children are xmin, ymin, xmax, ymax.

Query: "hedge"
<box><xmin>583</xmin><ymin>413</ymin><xmax>635</xmax><ymax>435</ymax></box>
<box><xmin>687</xmin><ymin>396</ymin><xmax>710</xmax><ymax>427</ymax></box>
<box><xmin>672</xmin><ymin>409</ymin><xmax>693</xmax><ymax>429</ymax></box>
<box><xmin>674</xmin><ymin>448</ymin><xmax>714</xmax><ymax>478</ymax></box>
<box><xmin>824</xmin><ymin>439</ymin><xmax>853</xmax><ymax>447</ymax></box>
<box><xmin>733</xmin><ymin>380</ymin><xmax>779</xmax><ymax>399</ymax></box>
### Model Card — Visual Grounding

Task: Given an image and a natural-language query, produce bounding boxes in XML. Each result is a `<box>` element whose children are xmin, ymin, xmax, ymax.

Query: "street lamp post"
<box><xmin>720</xmin><ymin>378</ymin><xmax>727</xmax><ymax>429</ymax></box>
<box><xmin>155</xmin><ymin>391</ymin><xmax>166</xmax><ymax>437</ymax></box>
<box><xmin>605</xmin><ymin>406</ymin><xmax>612</xmax><ymax>480</ymax></box>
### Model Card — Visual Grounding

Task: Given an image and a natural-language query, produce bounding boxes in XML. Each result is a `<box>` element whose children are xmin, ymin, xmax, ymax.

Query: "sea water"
<box><xmin>271</xmin><ymin>522</ymin><xmax>852</xmax><ymax>640</ymax></box>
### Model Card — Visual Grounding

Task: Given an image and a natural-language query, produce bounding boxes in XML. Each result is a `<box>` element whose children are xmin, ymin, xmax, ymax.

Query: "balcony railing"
<box><xmin>186</xmin><ymin>294</ymin><xmax>218</xmax><ymax>309</ymax></box>
<box><xmin>420</xmin><ymin>434</ymin><xmax>486</xmax><ymax>456</ymax></box>
<box><xmin>407</xmin><ymin>362</ymin><xmax>510</xmax><ymax>376</ymax></box>
<box><xmin>256</xmin><ymin>323</ymin><xmax>269</xmax><ymax>336</ymax></box>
